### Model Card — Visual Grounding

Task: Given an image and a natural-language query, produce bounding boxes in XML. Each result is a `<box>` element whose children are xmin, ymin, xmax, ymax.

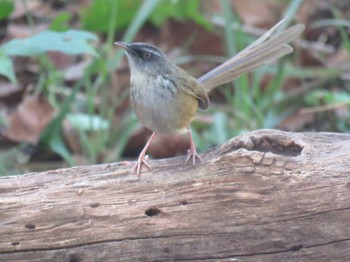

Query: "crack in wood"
<box><xmin>250</xmin><ymin>207</ymin><xmax>350</xmax><ymax>226</ymax></box>
<box><xmin>174</xmin><ymin>238</ymin><xmax>350</xmax><ymax>261</ymax></box>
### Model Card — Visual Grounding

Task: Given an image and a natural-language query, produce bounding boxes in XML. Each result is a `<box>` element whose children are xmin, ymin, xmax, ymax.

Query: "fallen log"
<box><xmin>1</xmin><ymin>129</ymin><xmax>350</xmax><ymax>261</ymax></box>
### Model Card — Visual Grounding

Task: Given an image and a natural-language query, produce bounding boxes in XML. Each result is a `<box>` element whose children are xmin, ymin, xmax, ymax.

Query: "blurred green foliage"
<box><xmin>81</xmin><ymin>0</ymin><xmax>141</xmax><ymax>33</ymax></box>
<box><xmin>0</xmin><ymin>0</ymin><xmax>349</xmax><ymax>175</ymax></box>
<box><xmin>49</xmin><ymin>12</ymin><xmax>71</xmax><ymax>32</ymax></box>
<box><xmin>0</xmin><ymin>0</ymin><xmax>13</xmax><ymax>20</ymax></box>
<box><xmin>4</xmin><ymin>30</ymin><xmax>98</xmax><ymax>57</ymax></box>
<box><xmin>150</xmin><ymin>0</ymin><xmax>211</xmax><ymax>29</ymax></box>
<box><xmin>0</xmin><ymin>30</ymin><xmax>98</xmax><ymax>83</ymax></box>
<box><xmin>304</xmin><ymin>90</ymin><xmax>350</xmax><ymax>131</ymax></box>
<box><xmin>305</xmin><ymin>90</ymin><xmax>350</xmax><ymax>106</ymax></box>
<box><xmin>80</xmin><ymin>0</ymin><xmax>210</xmax><ymax>33</ymax></box>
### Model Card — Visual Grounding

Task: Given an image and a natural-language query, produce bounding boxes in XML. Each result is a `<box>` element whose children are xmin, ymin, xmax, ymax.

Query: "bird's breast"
<box><xmin>130</xmin><ymin>73</ymin><xmax>198</xmax><ymax>135</ymax></box>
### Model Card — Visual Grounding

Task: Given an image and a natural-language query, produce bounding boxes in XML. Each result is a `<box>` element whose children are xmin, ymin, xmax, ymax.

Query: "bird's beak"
<box><xmin>114</xmin><ymin>41</ymin><xmax>131</xmax><ymax>51</ymax></box>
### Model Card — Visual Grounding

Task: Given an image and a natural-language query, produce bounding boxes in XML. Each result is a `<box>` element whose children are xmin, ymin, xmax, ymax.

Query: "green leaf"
<box><xmin>304</xmin><ymin>90</ymin><xmax>350</xmax><ymax>106</ymax></box>
<box><xmin>48</xmin><ymin>133</ymin><xmax>75</xmax><ymax>166</ymax></box>
<box><xmin>0</xmin><ymin>53</ymin><xmax>15</xmax><ymax>83</ymax></box>
<box><xmin>49</xmin><ymin>12</ymin><xmax>71</xmax><ymax>32</ymax></box>
<box><xmin>108</xmin><ymin>0</ymin><xmax>161</xmax><ymax>69</ymax></box>
<box><xmin>81</xmin><ymin>0</ymin><xmax>210</xmax><ymax>34</ymax></box>
<box><xmin>81</xmin><ymin>0</ymin><xmax>141</xmax><ymax>33</ymax></box>
<box><xmin>66</xmin><ymin>113</ymin><xmax>110</xmax><ymax>131</ymax></box>
<box><xmin>200</xmin><ymin>111</ymin><xmax>231</xmax><ymax>148</ymax></box>
<box><xmin>150</xmin><ymin>0</ymin><xmax>211</xmax><ymax>30</ymax></box>
<box><xmin>211</xmin><ymin>112</ymin><xmax>230</xmax><ymax>145</ymax></box>
<box><xmin>0</xmin><ymin>1</ymin><xmax>14</xmax><ymax>20</ymax></box>
<box><xmin>3</xmin><ymin>30</ymin><xmax>98</xmax><ymax>57</ymax></box>
<box><xmin>0</xmin><ymin>113</ymin><xmax>7</xmax><ymax>127</ymax></box>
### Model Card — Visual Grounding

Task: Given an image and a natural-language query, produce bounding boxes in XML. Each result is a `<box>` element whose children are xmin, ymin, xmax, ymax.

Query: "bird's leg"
<box><xmin>185</xmin><ymin>127</ymin><xmax>202</xmax><ymax>165</ymax></box>
<box><xmin>134</xmin><ymin>132</ymin><xmax>156</xmax><ymax>177</ymax></box>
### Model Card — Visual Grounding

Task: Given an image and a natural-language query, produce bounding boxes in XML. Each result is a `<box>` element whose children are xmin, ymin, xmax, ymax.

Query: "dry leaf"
<box><xmin>3</xmin><ymin>95</ymin><xmax>55</xmax><ymax>144</ymax></box>
<box><xmin>232</xmin><ymin>0</ymin><xmax>284</xmax><ymax>26</ymax></box>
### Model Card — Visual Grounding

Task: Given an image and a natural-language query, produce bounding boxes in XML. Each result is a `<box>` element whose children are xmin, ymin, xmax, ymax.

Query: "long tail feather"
<box><xmin>198</xmin><ymin>20</ymin><xmax>305</xmax><ymax>91</ymax></box>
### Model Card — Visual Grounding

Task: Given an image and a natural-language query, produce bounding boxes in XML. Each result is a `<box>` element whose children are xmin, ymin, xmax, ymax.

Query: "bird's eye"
<box><xmin>143</xmin><ymin>52</ymin><xmax>151</xmax><ymax>59</ymax></box>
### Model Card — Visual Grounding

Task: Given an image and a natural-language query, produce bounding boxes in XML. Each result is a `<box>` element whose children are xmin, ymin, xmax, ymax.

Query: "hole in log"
<box><xmin>180</xmin><ymin>200</ymin><xmax>188</xmax><ymax>205</ymax></box>
<box><xmin>67</xmin><ymin>253</ymin><xmax>81</xmax><ymax>262</ymax></box>
<box><xmin>89</xmin><ymin>202</ymin><xmax>100</xmax><ymax>208</ymax></box>
<box><xmin>252</xmin><ymin>137</ymin><xmax>303</xmax><ymax>157</ymax></box>
<box><xmin>145</xmin><ymin>207</ymin><xmax>161</xmax><ymax>217</ymax></box>
<box><xmin>290</xmin><ymin>244</ymin><xmax>303</xmax><ymax>251</ymax></box>
<box><xmin>11</xmin><ymin>242</ymin><xmax>19</xmax><ymax>246</ymax></box>
<box><xmin>25</xmin><ymin>223</ymin><xmax>36</xmax><ymax>229</ymax></box>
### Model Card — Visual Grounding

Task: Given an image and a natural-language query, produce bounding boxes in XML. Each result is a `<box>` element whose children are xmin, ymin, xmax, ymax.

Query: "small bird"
<box><xmin>115</xmin><ymin>19</ymin><xmax>304</xmax><ymax>176</ymax></box>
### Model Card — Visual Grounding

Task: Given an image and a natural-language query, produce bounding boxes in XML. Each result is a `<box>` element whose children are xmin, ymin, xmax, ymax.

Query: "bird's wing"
<box><xmin>174</xmin><ymin>69</ymin><xmax>210</xmax><ymax>110</ymax></box>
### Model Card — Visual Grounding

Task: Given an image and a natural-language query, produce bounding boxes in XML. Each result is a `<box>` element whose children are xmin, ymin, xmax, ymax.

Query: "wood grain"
<box><xmin>1</xmin><ymin>130</ymin><xmax>350</xmax><ymax>261</ymax></box>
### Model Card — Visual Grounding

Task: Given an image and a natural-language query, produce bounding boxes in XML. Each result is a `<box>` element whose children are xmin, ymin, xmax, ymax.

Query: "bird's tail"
<box><xmin>198</xmin><ymin>19</ymin><xmax>305</xmax><ymax>92</ymax></box>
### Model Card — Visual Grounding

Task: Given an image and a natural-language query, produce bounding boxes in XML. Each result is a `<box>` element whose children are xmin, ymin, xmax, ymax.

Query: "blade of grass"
<box><xmin>108</xmin><ymin>0</ymin><xmax>161</xmax><ymax>70</ymax></box>
<box><xmin>331</xmin><ymin>8</ymin><xmax>350</xmax><ymax>54</ymax></box>
<box><xmin>106</xmin><ymin>115</ymin><xmax>139</xmax><ymax>162</ymax></box>
<box><xmin>263</xmin><ymin>61</ymin><xmax>286</xmax><ymax>106</ymax></box>
<box><xmin>39</xmin><ymin>79</ymin><xmax>85</xmax><ymax>165</ymax></box>
<box><xmin>40</xmin><ymin>79</ymin><xmax>84</xmax><ymax>142</ymax></box>
<box><xmin>266</xmin><ymin>65</ymin><xmax>344</xmax><ymax>79</ymax></box>
<box><xmin>248</xmin><ymin>70</ymin><xmax>265</xmax><ymax>127</ymax></box>
<box><xmin>258</xmin><ymin>0</ymin><xmax>302</xmax><ymax>127</ymax></box>
<box><xmin>220</xmin><ymin>0</ymin><xmax>252</xmax><ymax>129</ymax></box>
<box><xmin>338</xmin><ymin>25</ymin><xmax>350</xmax><ymax>55</ymax></box>
<box><xmin>220</xmin><ymin>0</ymin><xmax>237</xmax><ymax>55</ymax></box>
<box><xmin>280</xmin><ymin>0</ymin><xmax>304</xmax><ymax>30</ymax></box>
<box><xmin>311</xmin><ymin>19</ymin><xmax>350</xmax><ymax>29</ymax></box>
<box><xmin>105</xmin><ymin>0</ymin><xmax>118</xmax><ymax>50</ymax></box>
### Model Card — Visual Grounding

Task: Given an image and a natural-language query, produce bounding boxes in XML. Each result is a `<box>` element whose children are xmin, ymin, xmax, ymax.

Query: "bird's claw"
<box><xmin>133</xmin><ymin>155</ymin><xmax>151</xmax><ymax>177</ymax></box>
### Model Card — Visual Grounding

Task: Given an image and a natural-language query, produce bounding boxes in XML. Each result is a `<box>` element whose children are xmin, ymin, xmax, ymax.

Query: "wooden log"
<box><xmin>1</xmin><ymin>129</ymin><xmax>350</xmax><ymax>261</ymax></box>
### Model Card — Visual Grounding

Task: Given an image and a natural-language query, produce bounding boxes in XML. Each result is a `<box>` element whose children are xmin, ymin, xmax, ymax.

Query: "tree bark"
<box><xmin>1</xmin><ymin>129</ymin><xmax>350</xmax><ymax>262</ymax></box>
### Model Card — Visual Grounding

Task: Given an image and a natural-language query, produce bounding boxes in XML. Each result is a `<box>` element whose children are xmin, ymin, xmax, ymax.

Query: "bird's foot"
<box><xmin>133</xmin><ymin>154</ymin><xmax>151</xmax><ymax>177</ymax></box>
<box><xmin>133</xmin><ymin>132</ymin><xmax>156</xmax><ymax>177</ymax></box>
<box><xmin>185</xmin><ymin>147</ymin><xmax>202</xmax><ymax>165</ymax></box>
<box><xmin>184</xmin><ymin>127</ymin><xmax>202</xmax><ymax>165</ymax></box>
